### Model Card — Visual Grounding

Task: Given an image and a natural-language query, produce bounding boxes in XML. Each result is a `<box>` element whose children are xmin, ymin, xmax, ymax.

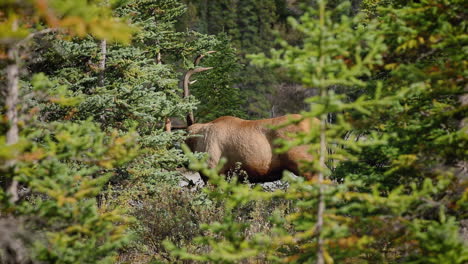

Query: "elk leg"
<box><xmin>199</xmin><ymin>150</ymin><xmax>221</xmax><ymax>185</ymax></box>
<box><xmin>284</xmin><ymin>146</ymin><xmax>316</xmax><ymax>180</ymax></box>
<box><xmin>199</xmin><ymin>171</ymin><xmax>209</xmax><ymax>185</ymax></box>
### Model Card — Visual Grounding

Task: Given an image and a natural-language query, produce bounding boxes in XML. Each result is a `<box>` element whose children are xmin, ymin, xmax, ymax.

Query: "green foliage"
<box><xmin>1</xmin><ymin>0</ymin><xmax>139</xmax><ymax>261</ymax></box>
<box><xmin>1</xmin><ymin>79</ymin><xmax>137</xmax><ymax>263</ymax></box>
<box><xmin>1</xmin><ymin>0</ymin><xmax>185</xmax><ymax>263</ymax></box>
<box><xmin>16</xmin><ymin>119</ymin><xmax>137</xmax><ymax>263</ymax></box>
<box><xmin>168</xmin><ymin>0</ymin><xmax>467</xmax><ymax>263</ymax></box>
<box><xmin>165</xmin><ymin>147</ymin><xmax>282</xmax><ymax>263</ymax></box>
<box><xmin>406</xmin><ymin>211</ymin><xmax>468</xmax><ymax>264</ymax></box>
<box><xmin>0</xmin><ymin>0</ymin><xmax>134</xmax><ymax>48</ymax></box>
<box><xmin>179</xmin><ymin>0</ymin><xmax>294</xmax><ymax>118</ymax></box>
<box><xmin>119</xmin><ymin>184</ymin><xmax>223</xmax><ymax>263</ymax></box>
<box><xmin>189</xmin><ymin>33</ymin><xmax>247</xmax><ymax>122</ymax></box>
<box><xmin>3</xmin><ymin>0</ymin><xmax>248</xmax><ymax>262</ymax></box>
<box><xmin>2</xmin><ymin>0</ymin><xmax>466</xmax><ymax>263</ymax></box>
<box><xmin>25</xmin><ymin>0</ymin><xmax>244</xmax><ymax>192</ymax></box>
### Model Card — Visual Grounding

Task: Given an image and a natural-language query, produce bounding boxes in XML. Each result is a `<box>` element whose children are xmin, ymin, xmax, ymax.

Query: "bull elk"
<box><xmin>186</xmin><ymin>114</ymin><xmax>316</xmax><ymax>183</ymax></box>
<box><xmin>172</xmin><ymin>52</ymin><xmax>316</xmax><ymax>183</ymax></box>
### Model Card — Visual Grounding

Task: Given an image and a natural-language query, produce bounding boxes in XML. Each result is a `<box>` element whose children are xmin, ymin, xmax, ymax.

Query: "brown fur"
<box><xmin>186</xmin><ymin>114</ymin><xmax>316</xmax><ymax>183</ymax></box>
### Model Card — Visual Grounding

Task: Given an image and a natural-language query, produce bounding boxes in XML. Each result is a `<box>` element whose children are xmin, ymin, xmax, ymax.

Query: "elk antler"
<box><xmin>183</xmin><ymin>51</ymin><xmax>216</xmax><ymax>126</ymax></box>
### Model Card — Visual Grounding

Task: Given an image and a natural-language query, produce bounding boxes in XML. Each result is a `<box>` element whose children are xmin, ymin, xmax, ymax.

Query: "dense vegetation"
<box><xmin>1</xmin><ymin>0</ymin><xmax>466</xmax><ymax>263</ymax></box>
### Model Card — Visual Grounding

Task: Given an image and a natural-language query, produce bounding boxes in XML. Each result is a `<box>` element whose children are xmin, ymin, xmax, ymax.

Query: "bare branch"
<box><xmin>16</xmin><ymin>28</ymin><xmax>60</xmax><ymax>47</ymax></box>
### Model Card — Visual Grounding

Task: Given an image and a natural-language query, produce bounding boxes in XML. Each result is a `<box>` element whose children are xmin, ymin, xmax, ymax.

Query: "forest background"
<box><xmin>0</xmin><ymin>0</ymin><xmax>466</xmax><ymax>263</ymax></box>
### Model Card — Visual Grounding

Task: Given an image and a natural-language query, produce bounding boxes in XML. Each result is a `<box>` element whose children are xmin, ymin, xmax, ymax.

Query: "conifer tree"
<box><xmin>168</xmin><ymin>1</ymin><xmax>467</xmax><ymax>263</ymax></box>
<box><xmin>180</xmin><ymin>0</ymin><xmax>287</xmax><ymax>118</ymax></box>
<box><xmin>0</xmin><ymin>0</ymin><xmax>136</xmax><ymax>262</ymax></box>
<box><xmin>2</xmin><ymin>0</ymin><xmax>248</xmax><ymax>261</ymax></box>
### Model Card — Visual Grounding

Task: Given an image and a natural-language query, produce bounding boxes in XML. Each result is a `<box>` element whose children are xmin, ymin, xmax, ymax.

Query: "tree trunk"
<box><xmin>98</xmin><ymin>39</ymin><xmax>107</xmax><ymax>86</ymax></box>
<box><xmin>5</xmin><ymin>45</ymin><xmax>20</xmax><ymax>203</ymax></box>
<box><xmin>316</xmin><ymin>3</ymin><xmax>326</xmax><ymax>263</ymax></box>
<box><xmin>316</xmin><ymin>105</ymin><xmax>327</xmax><ymax>264</ymax></box>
